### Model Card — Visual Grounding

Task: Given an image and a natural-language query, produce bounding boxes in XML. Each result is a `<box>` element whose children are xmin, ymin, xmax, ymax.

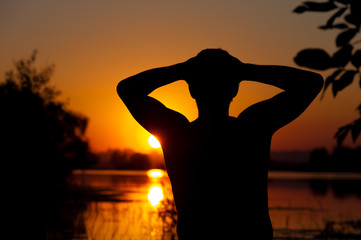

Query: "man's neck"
<box><xmin>197</xmin><ymin>108</ymin><xmax>231</xmax><ymax>123</ymax></box>
<box><xmin>196</xmin><ymin>100</ymin><xmax>231</xmax><ymax>122</ymax></box>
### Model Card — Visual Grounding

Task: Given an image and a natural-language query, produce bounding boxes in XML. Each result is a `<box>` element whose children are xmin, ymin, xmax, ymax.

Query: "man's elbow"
<box><xmin>312</xmin><ymin>73</ymin><xmax>324</xmax><ymax>93</ymax></box>
<box><xmin>117</xmin><ymin>81</ymin><xmax>127</xmax><ymax>99</ymax></box>
<box><xmin>307</xmin><ymin>72</ymin><xmax>324</xmax><ymax>95</ymax></box>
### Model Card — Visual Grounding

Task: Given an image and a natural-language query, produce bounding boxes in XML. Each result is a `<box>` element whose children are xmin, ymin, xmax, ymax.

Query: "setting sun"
<box><xmin>148</xmin><ymin>135</ymin><xmax>161</xmax><ymax>148</ymax></box>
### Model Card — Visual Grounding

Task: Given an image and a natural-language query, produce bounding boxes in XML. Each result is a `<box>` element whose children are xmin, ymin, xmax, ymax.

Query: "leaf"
<box><xmin>351</xmin><ymin>50</ymin><xmax>361</xmax><ymax>68</ymax></box>
<box><xmin>335</xmin><ymin>123</ymin><xmax>358</xmax><ymax>146</ymax></box>
<box><xmin>319</xmin><ymin>25</ymin><xmax>330</xmax><ymax>30</ymax></box>
<box><xmin>351</xmin><ymin>118</ymin><xmax>361</xmax><ymax>143</ymax></box>
<box><xmin>332</xmin><ymin>70</ymin><xmax>358</xmax><ymax>96</ymax></box>
<box><xmin>335</xmin><ymin>0</ymin><xmax>348</xmax><ymax>5</ymax></box>
<box><xmin>294</xmin><ymin>49</ymin><xmax>333</xmax><ymax>70</ymax></box>
<box><xmin>350</xmin><ymin>0</ymin><xmax>361</xmax><ymax>26</ymax></box>
<box><xmin>334</xmin><ymin>124</ymin><xmax>352</xmax><ymax>146</ymax></box>
<box><xmin>303</xmin><ymin>1</ymin><xmax>338</xmax><ymax>12</ymax></box>
<box><xmin>320</xmin><ymin>23</ymin><xmax>349</xmax><ymax>30</ymax></box>
<box><xmin>321</xmin><ymin>7</ymin><xmax>347</xmax><ymax>29</ymax></box>
<box><xmin>332</xmin><ymin>45</ymin><xmax>353</xmax><ymax>67</ymax></box>
<box><xmin>332</xmin><ymin>23</ymin><xmax>349</xmax><ymax>29</ymax></box>
<box><xmin>344</xmin><ymin>14</ymin><xmax>359</xmax><ymax>26</ymax></box>
<box><xmin>293</xmin><ymin>5</ymin><xmax>308</xmax><ymax>13</ymax></box>
<box><xmin>336</xmin><ymin>29</ymin><xmax>358</xmax><ymax>47</ymax></box>
<box><xmin>323</xmin><ymin>69</ymin><xmax>343</xmax><ymax>98</ymax></box>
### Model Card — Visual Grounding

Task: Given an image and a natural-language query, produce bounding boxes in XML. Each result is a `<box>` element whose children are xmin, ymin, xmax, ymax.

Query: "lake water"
<box><xmin>66</xmin><ymin>170</ymin><xmax>361</xmax><ymax>240</ymax></box>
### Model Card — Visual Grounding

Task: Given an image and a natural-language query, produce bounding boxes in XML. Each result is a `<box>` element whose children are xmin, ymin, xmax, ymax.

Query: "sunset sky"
<box><xmin>1</xmin><ymin>0</ymin><xmax>360</xmax><ymax>153</ymax></box>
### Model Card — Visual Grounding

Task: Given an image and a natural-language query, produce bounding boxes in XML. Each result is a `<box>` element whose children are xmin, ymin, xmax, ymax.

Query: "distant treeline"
<box><xmin>90</xmin><ymin>149</ymin><xmax>165</xmax><ymax>170</ymax></box>
<box><xmin>90</xmin><ymin>146</ymin><xmax>361</xmax><ymax>173</ymax></box>
<box><xmin>270</xmin><ymin>146</ymin><xmax>361</xmax><ymax>172</ymax></box>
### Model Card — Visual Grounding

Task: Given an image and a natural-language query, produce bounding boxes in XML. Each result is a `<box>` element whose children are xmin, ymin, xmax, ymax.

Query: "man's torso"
<box><xmin>161</xmin><ymin>117</ymin><xmax>274</xmax><ymax>238</ymax></box>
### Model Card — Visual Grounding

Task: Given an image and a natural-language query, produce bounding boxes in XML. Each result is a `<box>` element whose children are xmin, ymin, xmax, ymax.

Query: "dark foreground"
<box><xmin>6</xmin><ymin>170</ymin><xmax>361</xmax><ymax>240</ymax></box>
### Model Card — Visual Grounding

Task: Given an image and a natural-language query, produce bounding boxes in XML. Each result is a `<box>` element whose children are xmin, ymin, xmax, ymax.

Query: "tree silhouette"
<box><xmin>0</xmin><ymin>50</ymin><xmax>98</xmax><ymax>239</ymax></box>
<box><xmin>0</xmin><ymin>50</ymin><xmax>95</xmax><ymax>184</ymax></box>
<box><xmin>293</xmin><ymin>0</ymin><xmax>361</xmax><ymax>145</ymax></box>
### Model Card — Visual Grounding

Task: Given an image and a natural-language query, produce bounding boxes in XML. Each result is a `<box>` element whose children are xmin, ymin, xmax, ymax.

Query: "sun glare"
<box><xmin>147</xmin><ymin>169</ymin><xmax>164</xmax><ymax>178</ymax></box>
<box><xmin>148</xmin><ymin>184</ymin><xmax>164</xmax><ymax>206</ymax></box>
<box><xmin>148</xmin><ymin>135</ymin><xmax>161</xmax><ymax>148</ymax></box>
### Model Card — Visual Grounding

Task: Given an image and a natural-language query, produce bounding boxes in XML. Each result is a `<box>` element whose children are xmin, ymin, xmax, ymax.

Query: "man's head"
<box><xmin>186</xmin><ymin>49</ymin><xmax>241</xmax><ymax>105</ymax></box>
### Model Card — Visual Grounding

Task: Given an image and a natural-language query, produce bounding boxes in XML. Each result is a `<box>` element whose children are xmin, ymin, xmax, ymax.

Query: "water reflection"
<box><xmin>147</xmin><ymin>169</ymin><xmax>166</xmax><ymax>206</ymax></box>
<box><xmin>309</xmin><ymin>179</ymin><xmax>361</xmax><ymax>198</ymax></box>
<box><xmin>61</xmin><ymin>171</ymin><xmax>361</xmax><ymax>239</ymax></box>
<box><xmin>147</xmin><ymin>169</ymin><xmax>178</xmax><ymax>238</ymax></box>
<box><xmin>147</xmin><ymin>169</ymin><xmax>165</xmax><ymax>206</ymax></box>
<box><xmin>148</xmin><ymin>169</ymin><xmax>164</xmax><ymax>178</ymax></box>
<box><xmin>148</xmin><ymin>184</ymin><xmax>164</xmax><ymax>206</ymax></box>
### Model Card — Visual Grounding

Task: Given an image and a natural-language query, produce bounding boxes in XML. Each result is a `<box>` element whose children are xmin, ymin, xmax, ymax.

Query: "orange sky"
<box><xmin>1</xmin><ymin>0</ymin><xmax>360</xmax><ymax>153</ymax></box>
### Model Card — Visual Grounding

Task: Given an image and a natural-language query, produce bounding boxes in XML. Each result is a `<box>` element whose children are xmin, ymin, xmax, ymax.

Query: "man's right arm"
<box><xmin>117</xmin><ymin>64</ymin><xmax>189</xmax><ymax>142</ymax></box>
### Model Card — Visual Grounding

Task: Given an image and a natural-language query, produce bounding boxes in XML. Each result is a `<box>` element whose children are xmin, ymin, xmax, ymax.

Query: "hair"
<box><xmin>195</xmin><ymin>48</ymin><xmax>239</xmax><ymax>65</ymax></box>
<box><xmin>187</xmin><ymin>48</ymin><xmax>241</xmax><ymax>102</ymax></box>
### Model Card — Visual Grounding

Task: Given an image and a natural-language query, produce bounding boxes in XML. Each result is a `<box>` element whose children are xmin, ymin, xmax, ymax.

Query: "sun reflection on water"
<box><xmin>148</xmin><ymin>184</ymin><xmax>164</xmax><ymax>206</ymax></box>
<box><xmin>147</xmin><ymin>169</ymin><xmax>165</xmax><ymax>178</ymax></box>
<box><xmin>147</xmin><ymin>169</ymin><xmax>166</xmax><ymax>206</ymax></box>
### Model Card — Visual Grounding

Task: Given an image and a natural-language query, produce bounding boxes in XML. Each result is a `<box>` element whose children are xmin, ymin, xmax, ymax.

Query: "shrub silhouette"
<box><xmin>293</xmin><ymin>0</ymin><xmax>361</xmax><ymax>145</ymax></box>
<box><xmin>0</xmin><ymin>50</ymin><xmax>95</xmax><ymax>182</ymax></box>
<box><xmin>0</xmin><ymin>50</ymin><xmax>97</xmax><ymax>239</ymax></box>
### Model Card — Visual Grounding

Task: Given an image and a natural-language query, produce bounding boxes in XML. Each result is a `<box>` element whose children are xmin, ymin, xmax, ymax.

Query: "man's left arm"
<box><xmin>237</xmin><ymin>64</ymin><xmax>324</xmax><ymax>133</ymax></box>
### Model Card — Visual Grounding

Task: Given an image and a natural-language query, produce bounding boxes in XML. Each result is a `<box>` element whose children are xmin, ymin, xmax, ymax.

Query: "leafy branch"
<box><xmin>293</xmin><ymin>0</ymin><xmax>361</xmax><ymax>145</ymax></box>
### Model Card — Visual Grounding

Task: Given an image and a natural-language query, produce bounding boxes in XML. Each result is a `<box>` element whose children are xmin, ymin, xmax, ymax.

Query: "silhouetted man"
<box><xmin>117</xmin><ymin>49</ymin><xmax>323</xmax><ymax>239</ymax></box>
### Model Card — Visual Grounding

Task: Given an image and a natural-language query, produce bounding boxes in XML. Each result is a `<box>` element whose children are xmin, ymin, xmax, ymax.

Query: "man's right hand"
<box><xmin>180</xmin><ymin>49</ymin><xmax>245</xmax><ymax>85</ymax></box>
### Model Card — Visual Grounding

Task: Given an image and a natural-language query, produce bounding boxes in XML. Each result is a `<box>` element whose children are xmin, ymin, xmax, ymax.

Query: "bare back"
<box><xmin>161</xmin><ymin>116</ymin><xmax>273</xmax><ymax>239</ymax></box>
